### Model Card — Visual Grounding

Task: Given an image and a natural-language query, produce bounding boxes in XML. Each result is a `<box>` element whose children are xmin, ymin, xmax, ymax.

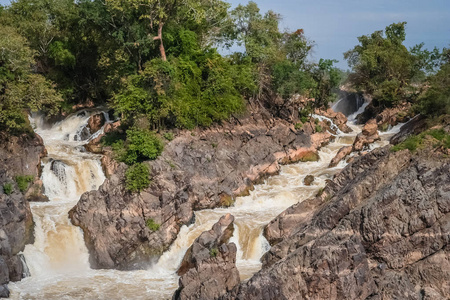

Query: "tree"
<box><xmin>344</xmin><ymin>22</ymin><xmax>415</xmax><ymax>107</ymax></box>
<box><xmin>311</xmin><ymin>59</ymin><xmax>341</xmax><ymax>108</ymax></box>
<box><xmin>0</xmin><ymin>25</ymin><xmax>62</xmax><ymax>133</ymax></box>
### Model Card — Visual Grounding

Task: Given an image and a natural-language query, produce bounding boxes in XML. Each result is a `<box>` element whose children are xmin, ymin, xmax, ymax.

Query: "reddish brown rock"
<box><xmin>329</xmin><ymin>145</ymin><xmax>353</xmax><ymax>168</ymax></box>
<box><xmin>353</xmin><ymin>119</ymin><xmax>380</xmax><ymax>151</ymax></box>
<box><xmin>87</xmin><ymin>113</ymin><xmax>106</xmax><ymax>134</ymax></box>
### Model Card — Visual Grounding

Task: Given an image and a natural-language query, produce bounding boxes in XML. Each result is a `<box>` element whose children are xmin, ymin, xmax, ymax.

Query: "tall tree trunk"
<box><xmin>153</xmin><ymin>23</ymin><xmax>167</xmax><ymax>61</ymax></box>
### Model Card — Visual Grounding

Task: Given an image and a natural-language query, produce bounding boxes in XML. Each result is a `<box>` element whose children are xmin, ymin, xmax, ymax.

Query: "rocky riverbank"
<box><xmin>69</xmin><ymin>104</ymin><xmax>347</xmax><ymax>270</ymax></box>
<box><xmin>0</xmin><ymin>132</ymin><xmax>47</xmax><ymax>297</ymax></box>
<box><xmin>217</xmin><ymin>127</ymin><xmax>450</xmax><ymax>299</ymax></box>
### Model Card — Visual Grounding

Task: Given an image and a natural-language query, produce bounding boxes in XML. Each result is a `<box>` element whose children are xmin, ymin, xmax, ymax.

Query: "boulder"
<box><xmin>87</xmin><ymin>113</ymin><xmax>106</xmax><ymax>134</ymax></box>
<box><xmin>328</xmin><ymin>145</ymin><xmax>353</xmax><ymax>168</ymax></box>
<box><xmin>353</xmin><ymin>119</ymin><xmax>380</xmax><ymax>151</ymax></box>
<box><xmin>303</xmin><ymin>175</ymin><xmax>314</xmax><ymax>186</ymax></box>
<box><xmin>174</xmin><ymin>214</ymin><xmax>240</xmax><ymax>300</ymax></box>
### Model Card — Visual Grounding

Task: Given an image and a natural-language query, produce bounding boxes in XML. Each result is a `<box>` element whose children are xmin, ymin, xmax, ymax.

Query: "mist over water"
<box><xmin>9</xmin><ymin>108</ymin><xmax>401</xmax><ymax>299</ymax></box>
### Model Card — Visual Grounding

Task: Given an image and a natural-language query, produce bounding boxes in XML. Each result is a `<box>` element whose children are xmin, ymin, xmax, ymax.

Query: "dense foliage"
<box><xmin>0</xmin><ymin>0</ymin><xmax>343</xmax><ymax>135</ymax></box>
<box><xmin>344</xmin><ymin>22</ymin><xmax>448</xmax><ymax>113</ymax></box>
<box><xmin>125</xmin><ymin>162</ymin><xmax>151</xmax><ymax>192</ymax></box>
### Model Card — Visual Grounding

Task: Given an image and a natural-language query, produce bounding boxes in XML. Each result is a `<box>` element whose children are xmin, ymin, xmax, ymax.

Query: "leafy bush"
<box><xmin>112</xmin><ymin>129</ymin><xmax>163</xmax><ymax>165</ymax></box>
<box><xmin>294</xmin><ymin>122</ymin><xmax>303</xmax><ymax>130</ymax></box>
<box><xmin>145</xmin><ymin>218</ymin><xmax>160</xmax><ymax>231</ymax></box>
<box><xmin>315</xmin><ymin>125</ymin><xmax>323</xmax><ymax>132</ymax></box>
<box><xmin>391</xmin><ymin>135</ymin><xmax>422</xmax><ymax>152</ymax></box>
<box><xmin>163</xmin><ymin>132</ymin><xmax>174</xmax><ymax>141</ymax></box>
<box><xmin>15</xmin><ymin>175</ymin><xmax>34</xmax><ymax>192</ymax></box>
<box><xmin>209</xmin><ymin>247</ymin><xmax>218</xmax><ymax>257</ymax></box>
<box><xmin>3</xmin><ymin>183</ymin><xmax>13</xmax><ymax>195</ymax></box>
<box><xmin>125</xmin><ymin>163</ymin><xmax>151</xmax><ymax>192</ymax></box>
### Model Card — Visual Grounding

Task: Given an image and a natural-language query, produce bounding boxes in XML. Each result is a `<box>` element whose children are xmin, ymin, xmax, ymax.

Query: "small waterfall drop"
<box><xmin>9</xmin><ymin>112</ymin><xmax>399</xmax><ymax>299</ymax></box>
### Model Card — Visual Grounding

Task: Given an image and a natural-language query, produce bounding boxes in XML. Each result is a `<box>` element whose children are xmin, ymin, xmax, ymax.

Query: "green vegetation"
<box><xmin>145</xmin><ymin>218</ymin><xmax>161</xmax><ymax>232</ymax></box>
<box><xmin>112</xmin><ymin>128</ymin><xmax>163</xmax><ymax>165</ymax></box>
<box><xmin>315</xmin><ymin>125</ymin><xmax>323</xmax><ymax>133</ymax></box>
<box><xmin>163</xmin><ymin>132</ymin><xmax>174</xmax><ymax>141</ymax></box>
<box><xmin>125</xmin><ymin>163</ymin><xmax>151</xmax><ymax>192</ymax></box>
<box><xmin>391</xmin><ymin>129</ymin><xmax>450</xmax><ymax>152</ymax></box>
<box><xmin>15</xmin><ymin>175</ymin><xmax>34</xmax><ymax>192</ymax></box>
<box><xmin>344</xmin><ymin>22</ymin><xmax>448</xmax><ymax>114</ymax></box>
<box><xmin>3</xmin><ymin>183</ymin><xmax>13</xmax><ymax>195</ymax></box>
<box><xmin>294</xmin><ymin>122</ymin><xmax>303</xmax><ymax>130</ymax></box>
<box><xmin>209</xmin><ymin>247</ymin><xmax>218</xmax><ymax>257</ymax></box>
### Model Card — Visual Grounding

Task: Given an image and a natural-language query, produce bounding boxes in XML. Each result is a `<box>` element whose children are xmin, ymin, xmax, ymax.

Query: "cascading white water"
<box><xmin>9</xmin><ymin>110</ymin><xmax>401</xmax><ymax>300</ymax></box>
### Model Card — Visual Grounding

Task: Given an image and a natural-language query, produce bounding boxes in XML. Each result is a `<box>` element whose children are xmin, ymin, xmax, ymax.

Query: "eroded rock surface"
<box><xmin>70</xmin><ymin>106</ymin><xmax>342</xmax><ymax>269</ymax></box>
<box><xmin>0</xmin><ymin>132</ymin><xmax>46</xmax><ymax>296</ymax></box>
<box><xmin>174</xmin><ymin>214</ymin><xmax>239</xmax><ymax>300</ymax></box>
<box><xmin>224</xmin><ymin>146</ymin><xmax>450</xmax><ymax>300</ymax></box>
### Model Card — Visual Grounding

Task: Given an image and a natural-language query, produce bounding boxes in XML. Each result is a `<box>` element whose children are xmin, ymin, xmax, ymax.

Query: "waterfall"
<box><xmin>331</xmin><ymin>91</ymin><xmax>367</xmax><ymax>117</ymax></box>
<box><xmin>9</xmin><ymin>112</ymin><xmax>399</xmax><ymax>300</ymax></box>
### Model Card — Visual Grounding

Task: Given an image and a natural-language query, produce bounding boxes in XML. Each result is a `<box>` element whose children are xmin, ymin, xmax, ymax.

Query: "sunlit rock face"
<box><xmin>223</xmin><ymin>145</ymin><xmax>450</xmax><ymax>300</ymax></box>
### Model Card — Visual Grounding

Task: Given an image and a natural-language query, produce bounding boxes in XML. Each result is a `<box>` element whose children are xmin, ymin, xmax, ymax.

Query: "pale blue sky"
<box><xmin>227</xmin><ymin>0</ymin><xmax>450</xmax><ymax>68</ymax></box>
<box><xmin>1</xmin><ymin>0</ymin><xmax>449</xmax><ymax>69</ymax></box>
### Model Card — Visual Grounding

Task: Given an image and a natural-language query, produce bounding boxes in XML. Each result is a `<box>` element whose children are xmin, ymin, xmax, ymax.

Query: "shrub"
<box><xmin>110</xmin><ymin>129</ymin><xmax>164</xmax><ymax>165</ymax></box>
<box><xmin>15</xmin><ymin>175</ymin><xmax>34</xmax><ymax>192</ymax></box>
<box><xmin>3</xmin><ymin>183</ymin><xmax>13</xmax><ymax>195</ymax></box>
<box><xmin>294</xmin><ymin>122</ymin><xmax>303</xmax><ymax>130</ymax></box>
<box><xmin>145</xmin><ymin>218</ymin><xmax>160</xmax><ymax>231</ymax></box>
<box><xmin>163</xmin><ymin>132</ymin><xmax>174</xmax><ymax>141</ymax></box>
<box><xmin>315</xmin><ymin>125</ymin><xmax>323</xmax><ymax>133</ymax></box>
<box><xmin>391</xmin><ymin>129</ymin><xmax>450</xmax><ymax>152</ymax></box>
<box><xmin>125</xmin><ymin>163</ymin><xmax>151</xmax><ymax>192</ymax></box>
<box><xmin>209</xmin><ymin>247</ymin><xmax>218</xmax><ymax>257</ymax></box>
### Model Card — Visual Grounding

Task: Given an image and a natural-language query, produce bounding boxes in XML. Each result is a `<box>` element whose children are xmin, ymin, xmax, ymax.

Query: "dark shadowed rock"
<box><xmin>303</xmin><ymin>175</ymin><xmax>314</xmax><ymax>186</ymax></box>
<box><xmin>173</xmin><ymin>214</ymin><xmax>240</xmax><ymax>300</ymax></box>
<box><xmin>223</xmin><ymin>145</ymin><xmax>450</xmax><ymax>300</ymax></box>
<box><xmin>0</xmin><ymin>132</ymin><xmax>45</xmax><ymax>293</ymax></box>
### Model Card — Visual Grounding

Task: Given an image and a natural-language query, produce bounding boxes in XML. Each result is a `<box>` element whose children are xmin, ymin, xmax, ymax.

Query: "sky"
<box><xmin>1</xmin><ymin>0</ymin><xmax>449</xmax><ymax>69</ymax></box>
<box><xmin>226</xmin><ymin>0</ymin><xmax>450</xmax><ymax>69</ymax></box>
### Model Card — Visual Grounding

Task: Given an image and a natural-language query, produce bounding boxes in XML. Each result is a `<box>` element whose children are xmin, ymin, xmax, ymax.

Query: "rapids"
<box><xmin>9</xmin><ymin>110</ymin><xmax>401</xmax><ymax>299</ymax></box>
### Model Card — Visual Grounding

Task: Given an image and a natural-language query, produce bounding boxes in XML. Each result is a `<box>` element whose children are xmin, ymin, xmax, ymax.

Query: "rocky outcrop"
<box><xmin>87</xmin><ymin>112</ymin><xmax>106</xmax><ymax>134</ymax></box>
<box><xmin>70</xmin><ymin>106</ymin><xmax>343</xmax><ymax>270</ymax></box>
<box><xmin>174</xmin><ymin>214</ymin><xmax>240</xmax><ymax>300</ymax></box>
<box><xmin>315</xmin><ymin>108</ymin><xmax>352</xmax><ymax>133</ymax></box>
<box><xmin>0</xmin><ymin>132</ymin><xmax>46</xmax><ymax>297</ymax></box>
<box><xmin>329</xmin><ymin>119</ymin><xmax>380</xmax><ymax>167</ymax></box>
<box><xmin>223</xmin><ymin>145</ymin><xmax>450</xmax><ymax>300</ymax></box>
<box><xmin>353</xmin><ymin>119</ymin><xmax>380</xmax><ymax>151</ymax></box>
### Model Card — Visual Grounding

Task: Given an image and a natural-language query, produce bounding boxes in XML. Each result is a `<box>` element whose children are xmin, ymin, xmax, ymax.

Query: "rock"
<box><xmin>84</xmin><ymin>135</ymin><xmax>103</xmax><ymax>154</ymax></box>
<box><xmin>315</xmin><ymin>108</ymin><xmax>352</xmax><ymax>133</ymax></box>
<box><xmin>174</xmin><ymin>214</ymin><xmax>239</xmax><ymax>300</ymax></box>
<box><xmin>223</xmin><ymin>146</ymin><xmax>450</xmax><ymax>300</ymax></box>
<box><xmin>87</xmin><ymin>113</ymin><xmax>106</xmax><ymax>134</ymax></box>
<box><xmin>0</xmin><ymin>284</ymin><xmax>9</xmax><ymax>298</ymax></box>
<box><xmin>376</xmin><ymin>102</ymin><xmax>412</xmax><ymax>130</ymax></box>
<box><xmin>329</xmin><ymin>145</ymin><xmax>353</xmax><ymax>168</ymax></box>
<box><xmin>303</xmin><ymin>175</ymin><xmax>314</xmax><ymax>186</ymax></box>
<box><xmin>70</xmin><ymin>104</ymin><xmax>336</xmax><ymax>270</ymax></box>
<box><xmin>390</xmin><ymin>114</ymin><xmax>428</xmax><ymax>145</ymax></box>
<box><xmin>353</xmin><ymin>119</ymin><xmax>380</xmax><ymax>151</ymax></box>
<box><xmin>0</xmin><ymin>131</ymin><xmax>45</xmax><ymax>290</ymax></box>
<box><xmin>24</xmin><ymin>179</ymin><xmax>48</xmax><ymax>202</ymax></box>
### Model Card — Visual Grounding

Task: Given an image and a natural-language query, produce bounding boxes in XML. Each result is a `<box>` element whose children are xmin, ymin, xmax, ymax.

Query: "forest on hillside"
<box><xmin>0</xmin><ymin>0</ymin><xmax>449</xmax><ymax>190</ymax></box>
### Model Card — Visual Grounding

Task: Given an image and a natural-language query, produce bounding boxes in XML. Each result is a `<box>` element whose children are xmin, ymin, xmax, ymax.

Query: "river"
<box><xmin>9</xmin><ymin>107</ymin><xmax>401</xmax><ymax>299</ymax></box>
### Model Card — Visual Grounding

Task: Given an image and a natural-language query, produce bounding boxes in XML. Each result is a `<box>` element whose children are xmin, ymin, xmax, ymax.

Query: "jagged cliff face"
<box><xmin>69</xmin><ymin>106</ymin><xmax>342</xmax><ymax>270</ymax></box>
<box><xmin>0</xmin><ymin>132</ymin><xmax>47</xmax><ymax>297</ymax></box>
<box><xmin>220</xmin><ymin>146</ymin><xmax>450</xmax><ymax>300</ymax></box>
